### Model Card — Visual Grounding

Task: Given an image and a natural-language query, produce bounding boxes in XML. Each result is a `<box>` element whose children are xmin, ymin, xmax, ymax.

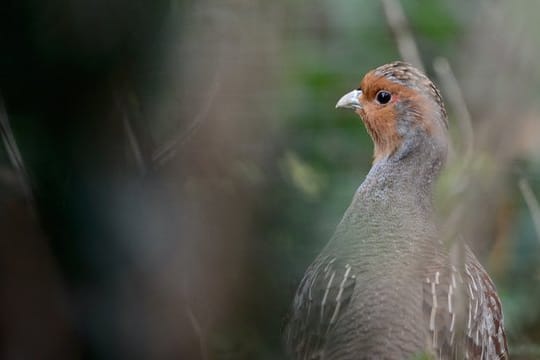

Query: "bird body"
<box><xmin>285</xmin><ymin>62</ymin><xmax>508</xmax><ymax>359</ymax></box>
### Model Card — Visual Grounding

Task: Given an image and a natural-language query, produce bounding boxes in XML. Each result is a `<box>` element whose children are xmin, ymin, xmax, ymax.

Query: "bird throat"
<box><xmin>334</xmin><ymin>154</ymin><xmax>441</xmax><ymax>265</ymax></box>
<box><xmin>347</xmin><ymin>130</ymin><xmax>446</xmax><ymax>253</ymax></box>
<box><xmin>362</xmin><ymin>128</ymin><xmax>446</xmax><ymax>203</ymax></box>
<box><xmin>358</xmin><ymin>109</ymin><xmax>402</xmax><ymax>163</ymax></box>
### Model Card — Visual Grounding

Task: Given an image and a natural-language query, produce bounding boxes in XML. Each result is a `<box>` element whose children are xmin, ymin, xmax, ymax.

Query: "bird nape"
<box><xmin>284</xmin><ymin>61</ymin><xmax>508</xmax><ymax>360</ymax></box>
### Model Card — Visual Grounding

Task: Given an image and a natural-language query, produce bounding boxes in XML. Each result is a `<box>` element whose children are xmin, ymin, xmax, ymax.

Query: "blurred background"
<box><xmin>1</xmin><ymin>0</ymin><xmax>540</xmax><ymax>359</ymax></box>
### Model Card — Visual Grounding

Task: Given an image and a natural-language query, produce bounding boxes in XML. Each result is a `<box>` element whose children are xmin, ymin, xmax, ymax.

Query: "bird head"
<box><xmin>336</xmin><ymin>61</ymin><xmax>448</xmax><ymax>163</ymax></box>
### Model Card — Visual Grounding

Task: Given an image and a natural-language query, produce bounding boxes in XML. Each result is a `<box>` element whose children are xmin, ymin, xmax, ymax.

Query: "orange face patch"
<box><xmin>356</xmin><ymin>72</ymin><xmax>428</xmax><ymax>162</ymax></box>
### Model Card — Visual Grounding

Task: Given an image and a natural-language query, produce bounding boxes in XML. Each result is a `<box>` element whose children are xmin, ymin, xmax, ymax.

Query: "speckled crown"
<box><xmin>373</xmin><ymin>61</ymin><xmax>448</xmax><ymax>127</ymax></box>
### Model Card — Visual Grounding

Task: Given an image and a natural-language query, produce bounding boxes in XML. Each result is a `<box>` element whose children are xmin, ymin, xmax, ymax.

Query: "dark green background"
<box><xmin>1</xmin><ymin>0</ymin><xmax>539</xmax><ymax>359</ymax></box>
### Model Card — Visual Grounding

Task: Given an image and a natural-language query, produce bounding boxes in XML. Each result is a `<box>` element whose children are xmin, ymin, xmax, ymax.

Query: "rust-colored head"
<box><xmin>336</xmin><ymin>61</ymin><xmax>448</xmax><ymax>163</ymax></box>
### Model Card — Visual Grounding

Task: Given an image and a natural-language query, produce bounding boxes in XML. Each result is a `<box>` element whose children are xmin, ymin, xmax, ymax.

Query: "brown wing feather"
<box><xmin>423</xmin><ymin>248</ymin><xmax>508</xmax><ymax>359</ymax></box>
<box><xmin>463</xmin><ymin>250</ymin><xmax>508</xmax><ymax>359</ymax></box>
<box><xmin>285</xmin><ymin>255</ymin><xmax>356</xmax><ymax>359</ymax></box>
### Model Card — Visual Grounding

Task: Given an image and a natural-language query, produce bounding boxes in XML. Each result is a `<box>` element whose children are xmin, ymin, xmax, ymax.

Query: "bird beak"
<box><xmin>335</xmin><ymin>89</ymin><xmax>362</xmax><ymax>110</ymax></box>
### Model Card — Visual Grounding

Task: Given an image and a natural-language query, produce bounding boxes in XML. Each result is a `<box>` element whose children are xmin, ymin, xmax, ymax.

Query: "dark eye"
<box><xmin>376</xmin><ymin>90</ymin><xmax>391</xmax><ymax>104</ymax></box>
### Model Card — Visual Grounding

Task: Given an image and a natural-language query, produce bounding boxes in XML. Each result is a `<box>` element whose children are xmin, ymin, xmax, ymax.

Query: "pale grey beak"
<box><xmin>335</xmin><ymin>89</ymin><xmax>362</xmax><ymax>110</ymax></box>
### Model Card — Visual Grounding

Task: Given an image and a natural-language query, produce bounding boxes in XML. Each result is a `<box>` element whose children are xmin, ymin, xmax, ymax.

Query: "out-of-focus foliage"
<box><xmin>1</xmin><ymin>0</ymin><xmax>540</xmax><ymax>359</ymax></box>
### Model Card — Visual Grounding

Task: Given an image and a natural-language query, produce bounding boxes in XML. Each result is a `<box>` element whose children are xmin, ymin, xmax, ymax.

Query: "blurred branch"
<box><xmin>518</xmin><ymin>178</ymin><xmax>540</xmax><ymax>242</ymax></box>
<box><xmin>185</xmin><ymin>304</ymin><xmax>208</xmax><ymax>360</ymax></box>
<box><xmin>183</xmin><ymin>276</ymin><xmax>208</xmax><ymax>360</ymax></box>
<box><xmin>433</xmin><ymin>57</ymin><xmax>474</xmax><ymax>165</ymax></box>
<box><xmin>379</xmin><ymin>8</ymin><xmax>475</xmax><ymax>333</ymax></box>
<box><xmin>0</xmin><ymin>96</ymin><xmax>36</xmax><ymax>213</ymax></box>
<box><xmin>151</xmin><ymin>78</ymin><xmax>219</xmax><ymax>167</ymax></box>
<box><xmin>121</xmin><ymin>105</ymin><xmax>147</xmax><ymax>175</ymax></box>
<box><xmin>380</xmin><ymin>0</ymin><xmax>424</xmax><ymax>72</ymax></box>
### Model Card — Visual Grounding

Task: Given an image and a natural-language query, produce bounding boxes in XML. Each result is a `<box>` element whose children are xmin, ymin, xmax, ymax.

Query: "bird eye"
<box><xmin>376</xmin><ymin>90</ymin><xmax>391</xmax><ymax>104</ymax></box>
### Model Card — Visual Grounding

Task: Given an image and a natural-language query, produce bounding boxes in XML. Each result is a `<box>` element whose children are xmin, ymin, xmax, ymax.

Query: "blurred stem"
<box><xmin>519</xmin><ymin>178</ymin><xmax>540</xmax><ymax>242</ymax></box>
<box><xmin>121</xmin><ymin>106</ymin><xmax>147</xmax><ymax>175</ymax></box>
<box><xmin>433</xmin><ymin>57</ymin><xmax>474</xmax><ymax>167</ymax></box>
<box><xmin>0</xmin><ymin>96</ymin><xmax>36</xmax><ymax>215</ymax></box>
<box><xmin>186</xmin><ymin>304</ymin><xmax>208</xmax><ymax>360</ymax></box>
<box><xmin>151</xmin><ymin>78</ymin><xmax>220</xmax><ymax>168</ymax></box>
<box><xmin>380</xmin><ymin>0</ymin><xmax>425</xmax><ymax>72</ymax></box>
<box><xmin>381</xmin><ymin>6</ymin><xmax>474</xmax><ymax>337</ymax></box>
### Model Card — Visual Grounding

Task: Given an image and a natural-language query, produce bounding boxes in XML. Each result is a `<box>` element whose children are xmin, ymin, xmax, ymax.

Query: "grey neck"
<box><xmin>358</xmin><ymin>129</ymin><xmax>446</xmax><ymax>210</ymax></box>
<box><xmin>330</xmin><ymin>130</ymin><xmax>447</xmax><ymax>259</ymax></box>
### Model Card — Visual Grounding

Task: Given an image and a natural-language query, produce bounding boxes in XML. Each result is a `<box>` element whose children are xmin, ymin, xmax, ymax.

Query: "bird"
<box><xmin>284</xmin><ymin>61</ymin><xmax>508</xmax><ymax>359</ymax></box>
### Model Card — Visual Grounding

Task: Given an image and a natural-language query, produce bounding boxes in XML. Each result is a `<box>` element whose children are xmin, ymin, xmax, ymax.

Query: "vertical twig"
<box><xmin>151</xmin><ymin>39</ymin><xmax>225</xmax><ymax>168</ymax></box>
<box><xmin>183</xmin><ymin>276</ymin><xmax>208</xmax><ymax>360</ymax></box>
<box><xmin>115</xmin><ymin>91</ymin><xmax>148</xmax><ymax>175</ymax></box>
<box><xmin>433</xmin><ymin>57</ymin><xmax>474</xmax><ymax>165</ymax></box>
<box><xmin>122</xmin><ymin>109</ymin><xmax>147</xmax><ymax>175</ymax></box>
<box><xmin>380</xmin><ymin>0</ymin><xmax>425</xmax><ymax>72</ymax></box>
<box><xmin>381</xmin><ymin>1</ymin><xmax>474</xmax><ymax>342</ymax></box>
<box><xmin>185</xmin><ymin>304</ymin><xmax>208</xmax><ymax>360</ymax></box>
<box><xmin>0</xmin><ymin>97</ymin><xmax>36</xmax><ymax>214</ymax></box>
<box><xmin>429</xmin><ymin>59</ymin><xmax>474</xmax><ymax>349</ymax></box>
<box><xmin>151</xmin><ymin>78</ymin><xmax>220</xmax><ymax>168</ymax></box>
<box><xmin>518</xmin><ymin>178</ymin><xmax>540</xmax><ymax>242</ymax></box>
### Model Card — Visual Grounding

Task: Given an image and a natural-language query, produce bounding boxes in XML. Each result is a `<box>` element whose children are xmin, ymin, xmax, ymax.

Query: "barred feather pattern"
<box><xmin>285</xmin><ymin>247</ymin><xmax>508</xmax><ymax>359</ymax></box>
<box><xmin>285</xmin><ymin>255</ymin><xmax>356</xmax><ymax>360</ymax></box>
<box><xmin>423</xmin><ymin>248</ymin><xmax>509</xmax><ymax>359</ymax></box>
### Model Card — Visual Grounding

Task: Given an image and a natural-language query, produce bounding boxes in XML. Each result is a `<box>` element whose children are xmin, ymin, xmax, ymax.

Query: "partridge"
<box><xmin>284</xmin><ymin>62</ymin><xmax>508</xmax><ymax>359</ymax></box>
